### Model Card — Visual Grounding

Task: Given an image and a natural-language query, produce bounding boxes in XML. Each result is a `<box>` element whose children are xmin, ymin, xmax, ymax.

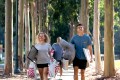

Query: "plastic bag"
<box><xmin>48</xmin><ymin>58</ymin><xmax>59</xmax><ymax>77</ymax></box>
<box><xmin>62</xmin><ymin>58</ymin><xmax>69</xmax><ymax>70</ymax></box>
<box><xmin>27</xmin><ymin>62</ymin><xmax>37</xmax><ymax>79</ymax></box>
<box><xmin>83</xmin><ymin>48</ymin><xmax>91</xmax><ymax>62</ymax></box>
<box><xmin>83</xmin><ymin>48</ymin><xmax>91</xmax><ymax>67</ymax></box>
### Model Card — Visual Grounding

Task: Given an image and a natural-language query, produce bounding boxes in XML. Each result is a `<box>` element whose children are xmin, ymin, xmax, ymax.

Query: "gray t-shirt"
<box><xmin>35</xmin><ymin>43</ymin><xmax>52</xmax><ymax>64</ymax></box>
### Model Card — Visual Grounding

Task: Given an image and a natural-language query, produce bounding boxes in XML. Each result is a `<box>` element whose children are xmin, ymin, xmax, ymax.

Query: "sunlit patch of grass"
<box><xmin>115</xmin><ymin>60</ymin><xmax>120</xmax><ymax>70</ymax></box>
<box><xmin>0</xmin><ymin>60</ymin><xmax>4</xmax><ymax>64</ymax></box>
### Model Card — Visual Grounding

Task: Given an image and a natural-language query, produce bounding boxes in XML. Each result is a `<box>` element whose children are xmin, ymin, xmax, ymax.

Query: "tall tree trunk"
<box><xmin>93</xmin><ymin>0</ymin><xmax>101</xmax><ymax>74</ymax></box>
<box><xmin>35</xmin><ymin>0</ymin><xmax>39</xmax><ymax>34</ymax></box>
<box><xmin>69</xmin><ymin>20</ymin><xmax>75</xmax><ymax>39</ymax></box>
<box><xmin>79</xmin><ymin>0</ymin><xmax>89</xmax><ymax>33</ymax></box>
<box><xmin>30</xmin><ymin>1</ymin><xmax>36</xmax><ymax>45</ymax></box>
<box><xmin>39</xmin><ymin>0</ymin><xmax>42</xmax><ymax>32</ymax></box>
<box><xmin>4</xmin><ymin>0</ymin><xmax>13</xmax><ymax>76</ymax></box>
<box><xmin>104</xmin><ymin>0</ymin><xmax>115</xmax><ymax>77</ymax></box>
<box><xmin>24</xmin><ymin>0</ymin><xmax>30</xmax><ymax>69</ymax></box>
<box><xmin>18</xmin><ymin>0</ymin><xmax>24</xmax><ymax>71</ymax></box>
<box><xmin>43</xmin><ymin>0</ymin><xmax>48</xmax><ymax>33</ymax></box>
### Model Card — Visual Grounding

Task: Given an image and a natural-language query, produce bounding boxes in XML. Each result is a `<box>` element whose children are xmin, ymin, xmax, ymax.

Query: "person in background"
<box><xmin>35</xmin><ymin>32</ymin><xmax>52</xmax><ymax>80</ymax></box>
<box><xmin>52</xmin><ymin>37</ymin><xmax>63</xmax><ymax>78</ymax></box>
<box><xmin>70</xmin><ymin>23</ymin><xmax>93</xmax><ymax>80</ymax></box>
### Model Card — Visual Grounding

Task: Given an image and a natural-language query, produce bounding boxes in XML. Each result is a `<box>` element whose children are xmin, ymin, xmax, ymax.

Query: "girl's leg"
<box><xmin>38</xmin><ymin>68</ymin><xmax>43</xmax><ymax>80</ymax></box>
<box><xmin>43</xmin><ymin>67</ymin><xmax>48</xmax><ymax>80</ymax></box>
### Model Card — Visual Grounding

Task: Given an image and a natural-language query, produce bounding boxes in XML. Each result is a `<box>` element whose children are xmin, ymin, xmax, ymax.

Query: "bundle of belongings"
<box><xmin>58</xmin><ymin>38</ymin><xmax>75</xmax><ymax>65</ymax></box>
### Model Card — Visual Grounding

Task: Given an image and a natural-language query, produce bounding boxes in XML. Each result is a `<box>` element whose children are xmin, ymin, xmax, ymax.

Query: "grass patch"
<box><xmin>115</xmin><ymin>60</ymin><xmax>120</xmax><ymax>69</ymax></box>
<box><xmin>0</xmin><ymin>60</ymin><xmax>4</xmax><ymax>64</ymax></box>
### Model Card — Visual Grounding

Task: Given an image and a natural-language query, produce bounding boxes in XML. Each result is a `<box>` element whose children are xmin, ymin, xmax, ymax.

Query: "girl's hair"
<box><xmin>36</xmin><ymin>32</ymin><xmax>50</xmax><ymax>43</ymax></box>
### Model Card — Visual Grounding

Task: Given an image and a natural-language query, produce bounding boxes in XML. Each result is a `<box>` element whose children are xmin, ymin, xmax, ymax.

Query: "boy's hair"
<box><xmin>76</xmin><ymin>23</ymin><xmax>84</xmax><ymax>28</ymax></box>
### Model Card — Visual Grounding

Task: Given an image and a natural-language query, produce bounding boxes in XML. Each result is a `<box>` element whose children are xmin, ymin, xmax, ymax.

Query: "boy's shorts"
<box><xmin>73</xmin><ymin>57</ymin><xmax>87</xmax><ymax>69</ymax></box>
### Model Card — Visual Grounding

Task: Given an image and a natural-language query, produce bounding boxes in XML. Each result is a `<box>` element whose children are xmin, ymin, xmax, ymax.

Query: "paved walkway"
<box><xmin>0</xmin><ymin>63</ymin><xmax>95</xmax><ymax>80</ymax></box>
<box><xmin>0</xmin><ymin>61</ymin><xmax>120</xmax><ymax>80</ymax></box>
<box><xmin>36</xmin><ymin>62</ymin><xmax>101</xmax><ymax>80</ymax></box>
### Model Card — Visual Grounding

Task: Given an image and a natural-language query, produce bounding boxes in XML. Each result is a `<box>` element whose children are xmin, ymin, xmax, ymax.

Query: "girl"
<box><xmin>35</xmin><ymin>32</ymin><xmax>52</xmax><ymax>80</ymax></box>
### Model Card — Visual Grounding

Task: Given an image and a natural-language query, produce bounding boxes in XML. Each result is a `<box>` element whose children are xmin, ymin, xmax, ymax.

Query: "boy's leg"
<box><xmin>74</xmin><ymin>66</ymin><xmax>79</xmax><ymax>80</ymax></box>
<box><xmin>81</xmin><ymin>69</ymin><xmax>85</xmax><ymax>80</ymax></box>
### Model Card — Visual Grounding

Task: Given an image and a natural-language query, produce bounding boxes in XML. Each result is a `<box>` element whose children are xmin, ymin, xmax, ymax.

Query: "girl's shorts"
<box><xmin>37</xmin><ymin>63</ymin><xmax>48</xmax><ymax>68</ymax></box>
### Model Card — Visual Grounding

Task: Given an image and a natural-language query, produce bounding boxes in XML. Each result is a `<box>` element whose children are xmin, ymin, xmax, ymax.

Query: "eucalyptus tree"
<box><xmin>93</xmin><ymin>0</ymin><xmax>101</xmax><ymax>74</ymax></box>
<box><xmin>38</xmin><ymin>0</ymin><xmax>42</xmax><ymax>32</ymax></box>
<box><xmin>30</xmin><ymin>0</ymin><xmax>37</xmax><ymax>45</ymax></box>
<box><xmin>24</xmin><ymin>0</ymin><xmax>30</xmax><ymax>69</ymax></box>
<box><xmin>4</xmin><ymin>0</ymin><xmax>13</xmax><ymax>76</ymax></box>
<box><xmin>79</xmin><ymin>0</ymin><xmax>89</xmax><ymax>33</ymax></box>
<box><xmin>38</xmin><ymin>0</ymin><xmax>48</xmax><ymax>33</ymax></box>
<box><xmin>104</xmin><ymin>0</ymin><xmax>115</xmax><ymax>77</ymax></box>
<box><xmin>18</xmin><ymin>0</ymin><xmax>24</xmax><ymax>71</ymax></box>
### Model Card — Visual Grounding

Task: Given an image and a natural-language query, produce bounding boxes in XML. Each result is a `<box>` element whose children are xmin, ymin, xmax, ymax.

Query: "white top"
<box><xmin>35</xmin><ymin>43</ymin><xmax>52</xmax><ymax>64</ymax></box>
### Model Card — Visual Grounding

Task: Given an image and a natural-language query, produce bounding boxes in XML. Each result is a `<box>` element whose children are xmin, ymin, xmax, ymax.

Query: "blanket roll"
<box><xmin>59</xmin><ymin>39</ymin><xmax>75</xmax><ymax>64</ymax></box>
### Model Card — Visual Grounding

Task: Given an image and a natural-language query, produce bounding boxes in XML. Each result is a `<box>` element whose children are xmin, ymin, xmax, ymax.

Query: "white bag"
<box><xmin>62</xmin><ymin>59</ymin><xmax>69</xmax><ymax>70</ymax></box>
<box><xmin>48</xmin><ymin>58</ymin><xmax>59</xmax><ymax>77</ymax></box>
<box><xmin>83</xmin><ymin>48</ymin><xmax>91</xmax><ymax>67</ymax></box>
<box><xmin>83</xmin><ymin>48</ymin><xmax>91</xmax><ymax>62</ymax></box>
<box><xmin>27</xmin><ymin>61</ymin><xmax>37</xmax><ymax>79</ymax></box>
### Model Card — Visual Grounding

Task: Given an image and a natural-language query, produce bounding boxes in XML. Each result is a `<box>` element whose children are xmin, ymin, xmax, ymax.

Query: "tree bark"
<box><xmin>30</xmin><ymin>1</ymin><xmax>36</xmax><ymax>45</ymax></box>
<box><xmin>39</xmin><ymin>0</ymin><xmax>42</xmax><ymax>32</ymax></box>
<box><xmin>69</xmin><ymin>20</ymin><xmax>75</xmax><ymax>39</ymax></box>
<box><xmin>93</xmin><ymin>0</ymin><xmax>101</xmax><ymax>74</ymax></box>
<box><xmin>4</xmin><ymin>0</ymin><xmax>13</xmax><ymax>76</ymax></box>
<box><xmin>79</xmin><ymin>0</ymin><xmax>89</xmax><ymax>33</ymax></box>
<box><xmin>35</xmin><ymin>0</ymin><xmax>39</xmax><ymax>34</ymax></box>
<box><xmin>24</xmin><ymin>0</ymin><xmax>30</xmax><ymax>69</ymax></box>
<box><xmin>104</xmin><ymin>0</ymin><xmax>115</xmax><ymax>77</ymax></box>
<box><xmin>18</xmin><ymin>0</ymin><xmax>24</xmax><ymax>71</ymax></box>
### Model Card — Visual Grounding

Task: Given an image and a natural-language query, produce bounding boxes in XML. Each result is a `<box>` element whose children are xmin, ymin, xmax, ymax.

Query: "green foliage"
<box><xmin>48</xmin><ymin>0</ymin><xmax>80</xmax><ymax>43</ymax></box>
<box><xmin>0</xmin><ymin>0</ymin><xmax>5</xmax><ymax>27</ymax></box>
<box><xmin>0</xmin><ymin>0</ymin><xmax>16</xmax><ymax>28</ymax></box>
<box><xmin>0</xmin><ymin>0</ymin><xmax>120</xmax><ymax>54</ymax></box>
<box><xmin>89</xmin><ymin>0</ymin><xmax>94</xmax><ymax>33</ymax></box>
<box><xmin>114</xmin><ymin>28</ymin><xmax>120</xmax><ymax>54</ymax></box>
<box><xmin>0</xmin><ymin>0</ymin><xmax>5</xmax><ymax>45</ymax></box>
<box><xmin>114</xmin><ymin>0</ymin><xmax>120</xmax><ymax>29</ymax></box>
<box><xmin>49</xmin><ymin>22</ymin><xmax>69</xmax><ymax>43</ymax></box>
<box><xmin>29</xmin><ymin>0</ymin><xmax>34</xmax><ymax>3</ymax></box>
